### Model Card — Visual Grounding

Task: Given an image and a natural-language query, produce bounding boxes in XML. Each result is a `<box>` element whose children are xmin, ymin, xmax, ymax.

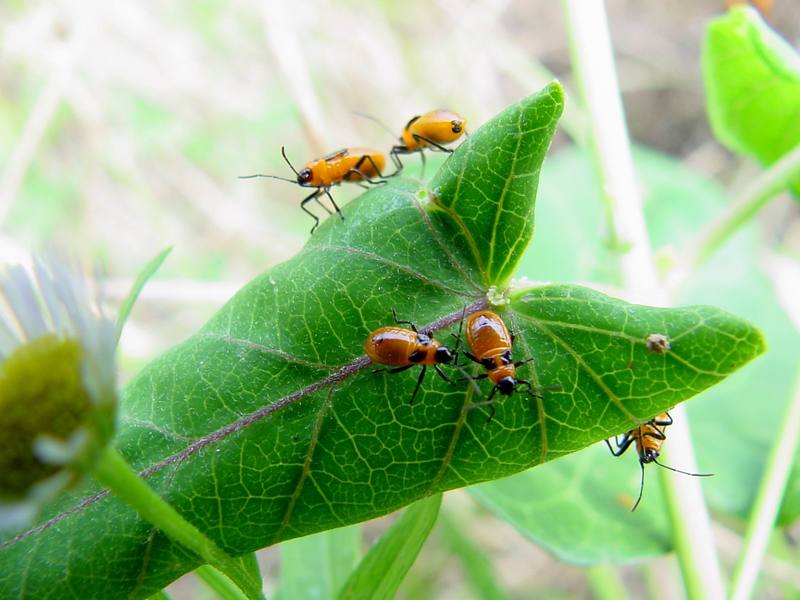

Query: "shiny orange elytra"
<box><xmin>240</xmin><ymin>146</ymin><xmax>387</xmax><ymax>234</ymax></box>
<box><xmin>390</xmin><ymin>110</ymin><xmax>467</xmax><ymax>174</ymax></box>
<box><xmin>365</xmin><ymin>310</ymin><xmax>455</xmax><ymax>405</ymax></box>
<box><xmin>460</xmin><ymin>310</ymin><xmax>540</xmax><ymax>422</ymax></box>
<box><xmin>606</xmin><ymin>412</ymin><xmax>713</xmax><ymax>511</ymax></box>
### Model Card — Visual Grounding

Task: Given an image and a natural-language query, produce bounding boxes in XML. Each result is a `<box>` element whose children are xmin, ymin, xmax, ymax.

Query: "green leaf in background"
<box><xmin>477</xmin><ymin>146</ymin><xmax>794</xmax><ymax>564</ymax></box>
<box><xmin>338</xmin><ymin>495</ymin><xmax>441</xmax><ymax>600</ymax></box>
<box><xmin>703</xmin><ymin>6</ymin><xmax>800</xmax><ymax>195</ymax></box>
<box><xmin>429</xmin><ymin>83</ymin><xmax>563</xmax><ymax>287</ymax></box>
<box><xmin>276</xmin><ymin>525</ymin><xmax>360</xmax><ymax>600</ymax></box>
<box><xmin>471</xmin><ymin>444</ymin><xmax>671</xmax><ymax>564</ymax></box>
<box><xmin>0</xmin><ymin>88</ymin><xmax>764</xmax><ymax>599</ymax></box>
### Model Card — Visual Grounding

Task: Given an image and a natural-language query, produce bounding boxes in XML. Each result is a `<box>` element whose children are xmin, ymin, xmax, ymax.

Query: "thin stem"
<box><xmin>92</xmin><ymin>446</ymin><xmax>264</xmax><ymax>600</ymax></box>
<box><xmin>147</xmin><ymin>591</ymin><xmax>173</xmax><ymax>600</ymax></box>
<box><xmin>195</xmin><ymin>565</ymin><xmax>249</xmax><ymax>600</ymax></box>
<box><xmin>562</xmin><ymin>0</ymin><xmax>657</xmax><ymax>297</ymax></box>
<box><xmin>656</xmin><ymin>404</ymin><xmax>722</xmax><ymax>600</ymax></box>
<box><xmin>562</xmin><ymin>2</ymin><xmax>726</xmax><ymax>599</ymax></box>
<box><xmin>688</xmin><ymin>142</ymin><xmax>800</xmax><ymax>270</ymax></box>
<box><xmin>586</xmin><ymin>564</ymin><xmax>630</xmax><ymax>600</ymax></box>
<box><xmin>729</xmin><ymin>368</ymin><xmax>800</xmax><ymax>600</ymax></box>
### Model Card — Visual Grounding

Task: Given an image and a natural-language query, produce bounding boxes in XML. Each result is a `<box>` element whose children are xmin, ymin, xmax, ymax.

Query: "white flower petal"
<box><xmin>0</xmin><ymin>311</ymin><xmax>21</xmax><ymax>356</ymax></box>
<box><xmin>34</xmin><ymin>429</ymin><xmax>89</xmax><ymax>466</ymax></box>
<box><xmin>2</xmin><ymin>266</ymin><xmax>48</xmax><ymax>341</ymax></box>
<box><xmin>32</xmin><ymin>257</ymin><xmax>67</xmax><ymax>332</ymax></box>
<box><xmin>0</xmin><ymin>501</ymin><xmax>37</xmax><ymax>534</ymax></box>
<box><xmin>0</xmin><ymin>470</ymin><xmax>73</xmax><ymax>533</ymax></box>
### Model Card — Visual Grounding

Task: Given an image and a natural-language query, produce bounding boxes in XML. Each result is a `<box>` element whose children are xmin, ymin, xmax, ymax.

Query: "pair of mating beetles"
<box><xmin>241</xmin><ymin>110</ymin><xmax>467</xmax><ymax>233</ymax></box>
<box><xmin>366</xmin><ymin>309</ymin><xmax>711</xmax><ymax>511</ymax></box>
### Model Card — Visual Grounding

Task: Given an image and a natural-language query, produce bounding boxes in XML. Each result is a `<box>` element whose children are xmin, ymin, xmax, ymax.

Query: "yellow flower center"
<box><xmin>0</xmin><ymin>334</ymin><xmax>91</xmax><ymax>499</ymax></box>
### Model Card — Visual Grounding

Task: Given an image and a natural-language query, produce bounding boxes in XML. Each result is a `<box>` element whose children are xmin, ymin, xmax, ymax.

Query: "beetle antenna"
<box><xmin>352</xmin><ymin>111</ymin><xmax>397</xmax><ymax>140</ymax></box>
<box><xmin>631</xmin><ymin>461</ymin><xmax>646</xmax><ymax>512</ymax></box>
<box><xmin>238</xmin><ymin>174</ymin><xmax>298</xmax><ymax>183</ymax></box>
<box><xmin>653</xmin><ymin>459</ymin><xmax>714</xmax><ymax>478</ymax></box>
<box><xmin>281</xmin><ymin>146</ymin><xmax>302</xmax><ymax>178</ymax></box>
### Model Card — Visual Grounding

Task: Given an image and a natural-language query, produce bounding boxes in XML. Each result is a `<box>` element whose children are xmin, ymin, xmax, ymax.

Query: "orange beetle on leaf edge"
<box><xmin>240</xmin><ymin>146</ymin><xmax>387</xmax><ymax>233</ymax></box>
<box><xmin>606</xmin><ymin>411</ymin><xmax>713</xmax><ymax>511</ymax></box>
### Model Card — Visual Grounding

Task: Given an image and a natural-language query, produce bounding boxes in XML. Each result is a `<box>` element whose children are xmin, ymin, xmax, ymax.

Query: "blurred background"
<box><xmin>2</xmin><ymin>1</ymin><xmax>799</xmax><ymax>598</ymax></box>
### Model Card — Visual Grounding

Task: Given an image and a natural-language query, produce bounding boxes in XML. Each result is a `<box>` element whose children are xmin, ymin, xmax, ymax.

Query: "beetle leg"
<box><xmin>386</xmin><ymin>146</ymin><xmax>405</xmax><ymax>177</ymax></box>
<box><xmin>346</xmin><ymin>155</ymin><xmax>388</xmax><ymax>186</ymax></box>
<box><xmin>412</xmin><ymin>133</ymin><xmax>454</xmax><ymax>154</ymax></box>
<box><xmin>390</xmin><ymin>308</ymin><xmax>417</xmax><ymax>332</ymax></box>
<box><xmin>408</xmin><ymin>365</ymin><xmax>427</xmax><ymax>405</ymax></box>
<box><xmin>465</xmin><ymin>385</ymin><xmax>499</xmax><ymax>423</ymax></box>
<box><xmin>606</xmin><ymin>432</ymin><xmax>635</xmax><ymax>457</ymax></box>
<box><xmin>300</xmin><ymin>190</ymin><xmax>324</xmax><ymax>234</ymax></box>
<box><xmin>322</xmin><ymin>188</ymin><xmax>344</xmax><ymax>222</ymax></box>
<box><xmin>433</xmin><ymin>363</ymin><xmax>452</xmax><ymax>383</ymax></box>
<box><xmin>462</xmin><ymin>350</ymin><xmax>480</xmax><ymax>365</ymax></box>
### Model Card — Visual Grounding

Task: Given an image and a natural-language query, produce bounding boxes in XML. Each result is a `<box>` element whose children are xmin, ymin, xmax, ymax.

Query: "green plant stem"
<box><xmin>438</xmin><ymin>511</ymin><xmax>511</xmax><ymax>600</ymax></box>
<box><xmin>729</xmin><ymin>368</ymin><xmax>800</xmax><ymax>600</ymax></box>
<box><xmin>586</xmin><ymin>564</ymin><xmax>629</xmax><ymax>600</ymax></box>
<box><xmin>147</xmin><ymin>591</ymin><xmax>173</xmax><ymax>600</ymax></box>
<box><xmin>689</xmin><ymin>142</ymin><xmax>800</xmax><ymax>269</ymax></box>
<box><xmin>562</xmin><ymin>0</ymin><xmax>657</xmax><ymax>294</ymax></box>
<box><xmin>195</xmin><ymin>565</ymin><xmax>249</xmax><ymax>600</ymax></box>
<box><xmin>656</xmin><ymin>404</ymin><xmax>723</xmax><ymax>600</ymax></box>
<box><xmin>92</xmin><ymin>446</ymin><xmax>264</xmax><ymax>600</ymax></box>
<box><xmin>562</xmin><ymin>2</ymin><xmax>725</xmax><ymax>599</ymax></box>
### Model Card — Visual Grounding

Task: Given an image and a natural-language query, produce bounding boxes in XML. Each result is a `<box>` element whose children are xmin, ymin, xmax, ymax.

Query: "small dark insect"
<box><xmin>240</xmin><ymin>146</ymin><xmax>387</xmax><ymax>233</ymax></box>
<box><xmin>606</xmin><ymin>411</ymin><xmax>713</xmax><ymax>511</ymax></box>
<box><xmin>646</xmin><ymin>333</ymin><xmax>671</xmax><ymax>354</ymax></box>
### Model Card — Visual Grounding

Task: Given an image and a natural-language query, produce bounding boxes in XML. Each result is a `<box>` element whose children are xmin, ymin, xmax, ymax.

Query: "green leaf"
<box><xmin>429</xmin><ymin>82</ymin><xmax>564</xmax><ymax>286</ymax></box>
<box><xmin>338</xmin><ymin>495</ymin><xmax>441</xmax><ymax>600</ymax></box>
<box><xmin>703</xmin><ymin>6</ymin><xmax>800</xmax><ymax>195</ymax></box>
<box><xmin>0</xmin><ymin>89</ymin><xmax>763</xmax><ymax>599</ymax></box>
<box><xmin>276</xmin><ymin>525</ymin><xmax>360</xmax><ymax>600</ymax></box>
<box><xmin>477</xmin><ymin>146</ymin><xmax>792</xmax><ymax>564</ymax></box>
<box><xmin>471</xmin><ymin>444</ymin><xmax>671</xmax><ymax>565</ymax></box>
<box><xmin>438</xmin><ymin>512</ymin><xmax>513</xmax><ymax>600</ymax></box>
<box><xmin>116</xmin><ymin>246</ymin><xmax>173</xmax><ymax>342</ymax></box>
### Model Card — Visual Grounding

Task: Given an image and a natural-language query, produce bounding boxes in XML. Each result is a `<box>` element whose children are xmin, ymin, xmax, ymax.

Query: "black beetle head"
<box><xmin>497</xmin><ymin>376</ymin><xmax>516</xmax><ymax>396</ymax></box>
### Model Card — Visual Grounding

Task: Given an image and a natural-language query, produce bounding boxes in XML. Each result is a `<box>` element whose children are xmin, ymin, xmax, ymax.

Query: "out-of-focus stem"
<box><xmin>0</xmin><ymin>79</ymin><xmax>63</xmax><ymax>226</ymax></box>
<box><xmin>586</xmin><ymin>564</ymin><xmax>630</xmax><ymax>600</ymax></box>
<box><xmin>729</xmin><ymin>368</ymin><xmax>800</xmax><ymax>600</ymax></box>
<box><xmin>562</xmin><ymin>2</ymin><xmax>726</xmax><ymax>599</ymax></box>
<box><xmin>562</xmin><ymin>0</ymin><xmax>657</xmax><ymax>296</ymax></box>
<box><xmin>196</xmin><ymin>564</ymin><xmax>249</xmax><ymax>600</ymax></box>
<box><xmin>260</xmin><ymin>3</ymin><xmax>327</xmax><ymax>155</ymax></box>
<box><xmin>92</xmin><ymin>446</ymin><xmax>264</xmax><ymax>600</ymax></box>
<box><xmin>687</xmin><ymin>142</ymin><xmax>800</xmax><ymax>270</ymax></box>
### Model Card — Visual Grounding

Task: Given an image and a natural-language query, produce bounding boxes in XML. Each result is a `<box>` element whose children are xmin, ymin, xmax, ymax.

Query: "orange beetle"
<box><xmin>390</xmin><ymin>110</ymin><xmax>466</xmax><ymax>175</ymax></box>
<box><xmin>240</xmin><ymin>146</ymin><xmax>386</xmax><ymax>233</ymax></box>
<box><xmin>460</xmin><ymin>310</ymin><xmax>542</xmax><ymax>421</ymax></box>
<box><xmin>365</xmin><ymin>309</ymin><xmax>455</xmax><ymax>405</ymax></box>
<box><xmin>606</xmin><ymin>412</ymin><xmax>713</xmax><ymax>511</ymax></box>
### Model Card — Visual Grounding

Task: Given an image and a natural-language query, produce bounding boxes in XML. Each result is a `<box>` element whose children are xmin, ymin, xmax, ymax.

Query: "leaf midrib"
<box><xmin>1</xmin><ymin>302</ymin><xmax>487</xmax><ymax>551</ymax></box>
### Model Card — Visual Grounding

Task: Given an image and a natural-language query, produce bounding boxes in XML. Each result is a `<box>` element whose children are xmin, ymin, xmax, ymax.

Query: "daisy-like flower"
<box><xmin>0</xmin><ymin>256</ymin><xmax>117</xmax><ymax>531</ymax></box>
